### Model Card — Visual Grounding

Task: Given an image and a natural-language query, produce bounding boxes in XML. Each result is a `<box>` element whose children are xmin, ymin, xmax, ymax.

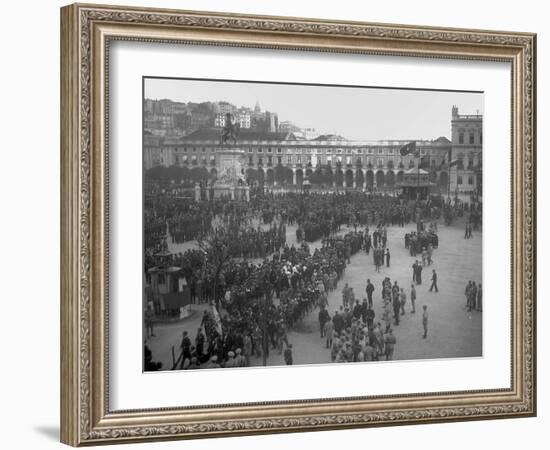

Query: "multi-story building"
<box><xmin>450</xmin><ymin>105</ymin><xmax>483</xmax><ymax>194</ymax></box>
<box><xmin>144</xmin><ymin>134</ymin><xmax>170</xmax><ymax>168</ymax></box>
<box><xmin>143</xmin><ymin>106</ymin><xmax>483</xmax><ymax>193</ymax></box>
<box><xmin>214</xmin><ymin>111</ymin><xmax>251</xmax><ymax>129</ymax></box>
<box><xmin>217</xmin><ymin>101</ymin><xmax>234</xmax><ymax>115</ymax></box>
<box><xmin>250</xmin><ymin>102</ymin><xmax>278</xmax><ymax>132</ymax></box>
<box><xmin>144</xmin><ymin>127</ymin><xmax>452</xmax><ymax>191</ymax></box>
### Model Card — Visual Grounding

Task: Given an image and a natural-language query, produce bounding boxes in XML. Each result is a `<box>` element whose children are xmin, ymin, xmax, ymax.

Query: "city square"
<box><xmin>147</xmin><ymin>216</ymin><xmax>482</xmax><ymax>369</ymax></box>
<box><xmin>142</xmin><ymin>78</ymin><xmax>483</xmax><ymax>372</ymax></box>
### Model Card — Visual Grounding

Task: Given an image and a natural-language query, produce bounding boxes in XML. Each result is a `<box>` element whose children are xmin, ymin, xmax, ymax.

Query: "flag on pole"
<box><xmin>399</xmin><ymin>141</ymin><xmax>419</xmax><ymax>157</ymax></box>
<box><xmin>446</xmin><ymin>152</ymin><xmax>460</xmax><ymax>167</ymax></box>
<box><xmin>210</xmin><ymin>303</ymin><xmax>223</xmax><ymax>337</ymax></box>
<box><xmin>449</xmin><ymin>159</ymin><xmax>460</xmax><ymax>167</ymax></box>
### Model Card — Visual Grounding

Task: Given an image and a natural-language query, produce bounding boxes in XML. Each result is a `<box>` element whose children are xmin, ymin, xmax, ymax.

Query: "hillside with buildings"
<box><xmin>144</xmin><ymin>98</ymin><xmax>313</xmax><ymax>139</ymax></box>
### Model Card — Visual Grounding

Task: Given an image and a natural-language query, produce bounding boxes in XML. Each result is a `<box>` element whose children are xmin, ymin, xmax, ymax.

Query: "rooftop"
<box><xmin>312</xmin><ymin>134</ymin><xmax>347</xmax><ymax>141</ymax></box>
<box><xmin>181</xmin><ymin>127</ymin><xmax>294</xmax><ymax>142</ymax></box>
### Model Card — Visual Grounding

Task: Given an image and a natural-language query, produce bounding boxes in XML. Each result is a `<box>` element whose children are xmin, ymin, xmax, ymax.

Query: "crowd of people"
<box><xmin>143</xmin><ymin>181</ymin><xmax>483</xmax><ymax>371</ymax></box>
<box><xmin>162</xmin><ymin>229</ymin><xmax>369</xmax><ymax>370</ymax></box>
<box><xmin>442</xmin><ymin>195</ymin><xmax>483</xmax><ymax>228</ymax></box>
<box><xmin>316</xmin><ymin>274</ymin><xmax>429</xmax><ymax>362</ymax></box>
<box><xmin>464</xmin><ymin>280</ymin><xmax>482</xmax><ymax>312</ymax></box>
<box><xmin>226</xmin><ymin>223</ymin><xmax>287</xmax><ymax>260</ymax></box>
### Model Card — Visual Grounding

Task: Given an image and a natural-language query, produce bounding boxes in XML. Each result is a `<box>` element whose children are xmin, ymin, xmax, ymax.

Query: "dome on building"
<box><xmin>312</xmin><ymin>134</ymin><xmax>347</xmax><ymax>141</ymax></box>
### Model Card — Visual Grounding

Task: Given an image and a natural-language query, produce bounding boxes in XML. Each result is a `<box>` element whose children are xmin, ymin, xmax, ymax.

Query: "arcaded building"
<box><xmin>144</xmin><ymin>107</ymin><xmax>482</xmax><ymax>194</ymax></box>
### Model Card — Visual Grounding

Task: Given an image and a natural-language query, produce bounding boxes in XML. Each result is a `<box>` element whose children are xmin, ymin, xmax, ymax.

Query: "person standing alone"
<box><xmin>284</xmin><ymin>343</ymin><xmax>293</xmax><ymax>365</ymax></box>
<box><xmin>422</xmin><ymin>305</ymin><xmax>429</xmax><ymax>339</ymax></box>
<box><xmin>429</xmin><ymin>269</ymin><xmax>438</xmax><ymax>292</ymax></box>
<box><xmin>365</xmin><ymin>279</ymin><xmax>374</xmax><ymax>308</ymax></box>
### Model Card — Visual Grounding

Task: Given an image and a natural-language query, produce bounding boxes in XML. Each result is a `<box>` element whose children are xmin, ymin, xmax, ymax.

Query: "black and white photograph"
<box><xmin>142</xmin><ymin>77</ymin><xmax>483</xmax><ymax>372</ymax></box>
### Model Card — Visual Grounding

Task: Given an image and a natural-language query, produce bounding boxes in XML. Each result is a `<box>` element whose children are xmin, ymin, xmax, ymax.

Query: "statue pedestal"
<box><xmin>209</xmin><ymin>145</ymin><xmax>250</xmax><ymax>201</ymax></box>
<box><xmin>217</xmin><ymin>145</ymin><xmax>246</xmax><ymax>180</ymax></box>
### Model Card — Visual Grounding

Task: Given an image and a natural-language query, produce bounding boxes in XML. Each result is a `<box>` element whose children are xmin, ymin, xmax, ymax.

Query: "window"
<box><xmin>277</xmin><ymin>156</ymin><xmax>282</xmax><ymax>164</ymax></box>
<box><xmin>193</xmin><ymin>147</ymin><xmax>197</xmax><ymax>152</ymax></box>
<box><xmin>459</xmin><ymin>132</ymin><xmax>464</xmax><ymax>144</ymax></box>
<box><xmin>469</xmin><ymin>133</ymin><xmax>475</xmax><ymax>145</ymax></box>
<box><xmin>480</xmin><ymin>130</ymin><xmax>483</xmax><ymax>145</ymax></box>
<box><xmin>268</xmin><ymin>155</ymin><xmax>273</xmax><ymax>165</ymax></box>
<box><xmin>258</xmin><ymin>147</ymin><xmax>263</xmax><ymax>153</ymax></box>
<box><xmin>202</xmin><ymin>147</ymin><xmax>206</xmax><ymax>153</ymax></box>
<box><xmin>248</xmin><ymin>155</ymin><xmax>253</xmax><ymax>165</ymax></box>
<box><xmin>277</xmin><ymin>148</ymin><xmax>282</xmax><ymax>153</ymax></box>
<box><xmin>457</xmin><ymin>175</ymin><xmax>463</xmax><ymax>185</ymax></box>
<box><xmin>296</xmin><ymin>156</ymin><xmax>301</xmax><ymax>164</ymax></box>
<box><xmin>267</xmin><ymin>147</ymin><xmax>272</xmax><ymax>153</ymax></box>
<box><xmin>258</xmin><ymin>156</ymin><xmax>263</xmax><ymax>165</ymax></box>
<box><xmin>468</xmin><ymin>175</ymin><xmax>474</xmax><ymax>185</ymax></box>
<box><xmin>248</xmin><ymin>147</ymin><xmax>253</xmax><ymax>153</ymax></box>
<box><xmin>378</xmin><ymin>148</ymin><xmax>383</xmax><ymax>154</ymax></box>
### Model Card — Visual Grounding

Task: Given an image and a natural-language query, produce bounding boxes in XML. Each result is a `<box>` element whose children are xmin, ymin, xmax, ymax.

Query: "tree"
<box><xmin>196</xmin><ymin>223</ymin><xmax>237</xmax><ymax>309</ymax></box>
<box><xmin>246</xmin><ymin>168</ymin><xmax>260</xmax><ymax>184</ymax></box>
<box><xmin>274</xmin><ymin>164</ymin><xmax>293</xmax><ymax>185</ymax></box>
<box><xmin>189</xmin><ymin>167</ymin><xmax>210</xmax><ymax>183</ymax></box>
<box><xmin>145</xmin><ymin>166</ymin><xmax>166</xmax><ymax>180</ymax></box>
<box><xmin>166</xmin><ymin>165</ymin><xmax>184</xmax><ymax>181</ymax></box>
<box><xmin>308</xmin><ymin>168</ymin><xmax>326</xmax><ymax>185</ymax></box>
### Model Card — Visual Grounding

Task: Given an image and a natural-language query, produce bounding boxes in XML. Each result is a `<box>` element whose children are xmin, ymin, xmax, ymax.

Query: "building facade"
<box><xmin>144</xmin><ymin>129</ymin><xmax>453</xmax><ymax>191</ymax></box>
<box><xmin>214</xmin><ymin>111</ymin><xmax>252</xmax><ymax>129</ymax></box>
<box><xmin>450</xmin><ymin>106</ymin><xmax>483</xmax><ymax>194</ymax></box>
<box><xmin>144</xmin><ymin>107</ymin><xmax>482</xmax><ymax>193</ymax></box>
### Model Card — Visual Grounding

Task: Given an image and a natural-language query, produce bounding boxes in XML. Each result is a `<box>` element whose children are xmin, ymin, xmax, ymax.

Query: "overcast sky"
<box><xmin>145</xmin><ymin>78</ymin><xmax>483</xmax><ymax>141</ymax></box>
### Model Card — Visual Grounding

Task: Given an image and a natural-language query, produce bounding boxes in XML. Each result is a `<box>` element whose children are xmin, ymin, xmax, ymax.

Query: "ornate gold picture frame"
<box><xmin>60</xmin><ymin>3</ymin><xmax>536</xmax><ymax>446</ymax></box>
